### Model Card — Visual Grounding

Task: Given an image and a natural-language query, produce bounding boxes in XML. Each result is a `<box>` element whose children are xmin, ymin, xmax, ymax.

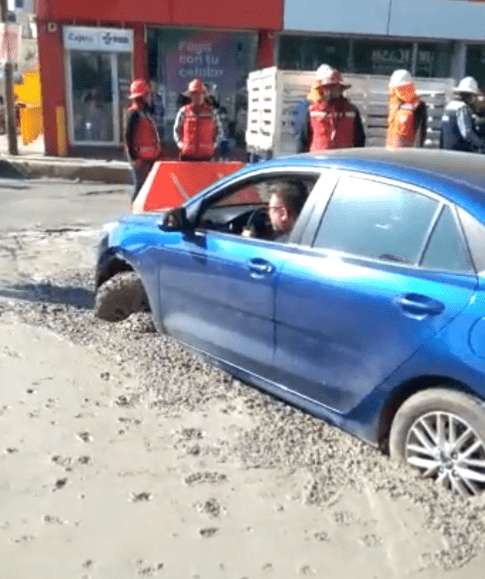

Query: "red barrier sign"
<box><xmin>132</xmin><ymin>161</ymin><xmax>245</xmax><ymax>213</ymax></box>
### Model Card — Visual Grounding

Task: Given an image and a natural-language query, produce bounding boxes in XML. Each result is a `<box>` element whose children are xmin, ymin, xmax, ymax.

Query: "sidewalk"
<box><xmin>0</xmin><ymin>135</ymin><xmax>249</xmax><ymax>184</ymax></box>
<box><xmin>0</xmin><ymin>135</ymin><xmax>131</xmax><ymax>184</ymax></box>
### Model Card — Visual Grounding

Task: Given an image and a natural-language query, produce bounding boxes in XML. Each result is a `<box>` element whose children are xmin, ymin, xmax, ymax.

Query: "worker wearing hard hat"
<box><xmin>440</xmin><ymin>77</ymin><xmax>485</xmax><ymax>152</ymax></box>
<box><xmin>386</xmin><ymin>69</ymin><xmax>427</xmax><ymax>148</ymax></box>
<box><xmin>124</xmin><ymin>79</ymin><xmax>162</xmax><ymax>202</ymax></box>
<box><xmin>173</xmin><ymin>78</ymin><xmax>222</xmax><ymax>161</ymax></box>
<box><xmin>299</xmin><ymin>64</ymin><xmax>365</xmax><ymax>152</ymax></box>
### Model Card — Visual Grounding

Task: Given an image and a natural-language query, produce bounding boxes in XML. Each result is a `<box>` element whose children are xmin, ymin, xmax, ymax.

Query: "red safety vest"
<box><xmin>180</xmin><ymin>103</ymin><xmax>216</xmax><ymax>159</ymax></box>
<box><xmin>131</xmin><ymin>107</ymin><xmax>161</xmax><ymax>161</ymax></box>
<box><xmin>309</xmin><ymin>98</ymin><xmax>357</xmax><ymax>151</ymax></box>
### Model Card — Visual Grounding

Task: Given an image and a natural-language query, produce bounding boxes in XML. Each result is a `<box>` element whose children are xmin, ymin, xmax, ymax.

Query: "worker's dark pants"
<box><xmin>131</xmin><ymin>160</ymin><xmax>154</xmax><ymax>203</ymax></box>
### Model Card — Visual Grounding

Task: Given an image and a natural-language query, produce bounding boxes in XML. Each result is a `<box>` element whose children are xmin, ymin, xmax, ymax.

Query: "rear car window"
<box><xmin>420</xmin><ymin>206</ymin><xmax>474</xmax><ymax>274</ymax></box>
<box><xmin>313</xmin><ymin>176</ymin><xmax>439</xmax><ymax>265</ymax></box>
<box><xmin>458</xmin><ymin>207</ymin><xmax>485</xmax><ymax>273</ymax></box>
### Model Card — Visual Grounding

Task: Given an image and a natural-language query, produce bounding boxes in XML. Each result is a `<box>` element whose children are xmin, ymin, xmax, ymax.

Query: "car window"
<box><xmin>313</xmin><ymin>176</ymin><xmax>439</xmax><ymax>264</ymax></box>
<box><xmin>420</xmin><ymin>206</ymin><xmax>473</xmax><ymax>274</ymax></box>
<box><xmin>212</xmin><ymin>183</ymin><xmax>263</xmax><ymax>207</ymax></box>
<box><xmin>457</xmin><ymin>207</ymin><xmax>485</xmax><ymax>273</ymax></box>
<box><xmin>197</xmin><ymin>175</ymin><xmax>318</xmax><ymax>241</ymax></box>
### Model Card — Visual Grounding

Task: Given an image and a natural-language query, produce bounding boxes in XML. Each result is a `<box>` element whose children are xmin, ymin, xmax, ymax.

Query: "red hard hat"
<box><xmin>129</xmin><ymin>79</ymin><xmax>150</xmax><ymax>99</ymax></box>
<box><xmin>187</xmin><ymin>79</ymin><xmax>206</xmax><ymax>94</ymax></box>
<box><xmin>316</xmin><ymin>67</ymin><xmax>350</xmax><ymax>88</ymax></box>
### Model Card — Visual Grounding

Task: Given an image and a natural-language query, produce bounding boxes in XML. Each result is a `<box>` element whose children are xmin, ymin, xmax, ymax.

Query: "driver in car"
<box><xmin>242</xmin><ymin>181</ymin><xmax>307</xmax><ymax>242</ymax></box>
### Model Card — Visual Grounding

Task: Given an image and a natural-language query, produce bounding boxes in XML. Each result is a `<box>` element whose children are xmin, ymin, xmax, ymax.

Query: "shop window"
<box><xmin>466</xmin><ymin>45</ymin><xmax>485</xmax><ymax>92</ymax></box>
<box><xmin>70</xmin><ymin>51</ymin><xmax>114</xmax><ymax>143</ymax></box>
<box><xmin>416</xmin><ymin>43</ymin><xmax>452</xmax><ymax>78</ymax></box>
<box><xmin>279</xmin><ymin>36</ymin><xmax>453</xmax><ymax>79</ymax></box>
<box><xmin>353</xmin><ymin>40</ymin><xmax>413</xmax><ymax>75</ymax></box>
<box><xmin>117</xmin><ymin>53</ymin><xmax>133</xmax><ymax>144</ymax></box>
<box><xmin>278</xmin><ymin>36</ymin><xmax>350</xmax><ymax>72</ymax></box>
<box><xmin>146</xmin><ymin>27</ymin><xmax>257</xmax><ymax>148</ymax></box>
<box><xmin>278</xmin><ymin>36</ymin><xmax>304</xmax><ymax>70</ymax></box>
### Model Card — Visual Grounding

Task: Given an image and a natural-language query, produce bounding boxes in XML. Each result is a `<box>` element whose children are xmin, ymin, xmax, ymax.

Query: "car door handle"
<box><xmin>247</xmin><ymin>258</ymin><xmax>274</xmax><ymax>276</ymax></box>
<box><xmin>394</xmin><ymin>293</ymin><xmax>445</xmax><ymax>317</ymax></box>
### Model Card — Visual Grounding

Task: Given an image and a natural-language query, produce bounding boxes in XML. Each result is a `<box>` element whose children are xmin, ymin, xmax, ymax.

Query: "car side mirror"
<box><xmin>160</xmin><ymin>207</ymin><xmax>190</xmax><ymax>231</ymax></box>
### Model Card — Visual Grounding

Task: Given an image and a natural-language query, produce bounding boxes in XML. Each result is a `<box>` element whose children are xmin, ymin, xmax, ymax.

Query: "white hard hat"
<box><xmin>316</xmin><ymin>64</ymin><xmax>334</xmax><ymax>82</ymax></box>
<box><xmin>389</xmin><ymin>69</ymin><xmax>413</xmax><ymax>88</ymax></box>
<box><xmin>453</xmin><ymin>77</ymin><xmax>480</xmax><ymax>95</ymax></box>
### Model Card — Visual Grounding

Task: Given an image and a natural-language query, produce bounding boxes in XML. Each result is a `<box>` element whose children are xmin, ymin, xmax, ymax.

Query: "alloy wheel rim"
<box><xmin>405</xmin><ymin>411</ymin><xmax>485</xmax><ymax>496</ymax></box>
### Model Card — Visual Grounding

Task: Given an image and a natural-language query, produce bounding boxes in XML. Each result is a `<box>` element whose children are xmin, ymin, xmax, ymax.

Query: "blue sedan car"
<box><xmin>95</xmin><ymin>148</ymin><xmax>485</xmax><ymax>496</ymax></box>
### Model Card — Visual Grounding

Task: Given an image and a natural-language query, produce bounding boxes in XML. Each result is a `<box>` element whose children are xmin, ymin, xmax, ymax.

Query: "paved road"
<box><xmin>0</xmin><ymin>176</ymin><xmax>131</xmax><ymax>232</ymax></box>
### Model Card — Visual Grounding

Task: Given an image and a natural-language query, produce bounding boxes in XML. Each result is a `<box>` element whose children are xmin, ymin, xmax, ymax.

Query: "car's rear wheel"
<box><xmin>94</xmin><ymin>271</ymin><xmax>149</xmax><ymax>322</ymax></box>
<box><xmin>389</xmin><ymin>388</ymin><xmax>485</xmax><ymax>496</ymax></box>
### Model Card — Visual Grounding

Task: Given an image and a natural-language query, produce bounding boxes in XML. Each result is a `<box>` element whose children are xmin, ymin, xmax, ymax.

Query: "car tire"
<box><xmin>389</xmin><ymin>388</ymin><xmax>485</xmax><ymax>496</ymax></box>
<box><xmin>94</xmin><ymin>271</ymin><xmax>149</xmax><ymax>322</ymax></box>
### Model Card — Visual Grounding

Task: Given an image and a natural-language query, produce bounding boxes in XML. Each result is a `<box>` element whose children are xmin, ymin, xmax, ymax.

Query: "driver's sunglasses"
<box><xmin>268</xmin><ymin>205</ymin><xmax>286</xmax><ymax>213</ymax></box>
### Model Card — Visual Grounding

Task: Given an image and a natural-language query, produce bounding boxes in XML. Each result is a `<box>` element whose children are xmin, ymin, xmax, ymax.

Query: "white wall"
<box><xmin>284</xmin><ymin>0</ymin><xmax>390</xmax><ymax>35</ymax></box>
<box><xmin>389</xmin><ymin>0</ymin><xmax>485</xmax><ymax>40</ymax></box>
<box><xmin>285</xmin><ymin>0</ymin><xmax>485</xmax><ymax>41</ymax></box>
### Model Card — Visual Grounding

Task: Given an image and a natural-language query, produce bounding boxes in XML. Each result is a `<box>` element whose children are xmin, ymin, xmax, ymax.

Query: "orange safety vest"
<box><xmin>309</xmin><ymin>98</ymin><xmax>357</xmax><ymax>151</ymax></box>
<box><xmin>180</xmin><ymin>103</ymin><xmax>216</xmax><ymax>159</ymax></box>
<box><xmin>386</xmin><ymin>103</ymin><xmax>420</xmax><ymax>148</ymax></box>
<box><xmin>386</xmin><ymin>84</ymin><xmax>422</xmax><ymax>148</ymax></box>
<box><xmin>132</xmin><ymin>109</ymin><xmax>161</xmax><ymax>161</ymax></box>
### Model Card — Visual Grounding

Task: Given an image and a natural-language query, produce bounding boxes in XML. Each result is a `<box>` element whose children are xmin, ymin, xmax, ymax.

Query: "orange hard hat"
<box><xmin>187</xmin><ymin>79</ymin><xmax>206</xmax><ymax>94</ymax></box>
<box><xmin>129</xmin><ymin>79</ymin><xmax>151</xmax><ymax>99</ymax></box>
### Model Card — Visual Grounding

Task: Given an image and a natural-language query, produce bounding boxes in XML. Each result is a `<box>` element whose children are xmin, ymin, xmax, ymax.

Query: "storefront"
<box><xmin>36</xmin><ymin>0</ymin><xmax>282</xmax><ymax>156</ymax></box>
<box><xmin>147</xmin><ymin>27</ymin><xmax>258</xmax><ymax>147</ymax></box>
<box><xmin>281</xmin><ymin>0</ymin><xmax>485</xmax><ymax>85</ymax></box>
<box><xmin>63</xmin><ymin>26</ymin><xmax>133</xmax><ymax>147</ymax></box>
<box><xmin>277</xmin><ymin>35</ymin><xmax>455</xmax><ymax>79</ymax></box>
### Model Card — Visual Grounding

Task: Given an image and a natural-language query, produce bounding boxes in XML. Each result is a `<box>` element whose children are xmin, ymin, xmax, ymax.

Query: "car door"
<box><xmin>273</xmin><ymin>174</ymin><xmax>478</xmax><ymax>414</ymax></box>
<box><xmin>156</xmin><ymin>171</ymin><xmax>322</xmax><ymax>379</ymax></box>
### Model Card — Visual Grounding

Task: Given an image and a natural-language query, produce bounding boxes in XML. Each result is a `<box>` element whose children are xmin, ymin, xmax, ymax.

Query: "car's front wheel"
<box><xmin>389</xmin><ymin>388</ymin><xmax>485</xmax><ymax>496</ymax></box>
<box><xmin>94</xmin><ymin>271</ymin><xmax>149</xmax><ymax>322</ymax></box>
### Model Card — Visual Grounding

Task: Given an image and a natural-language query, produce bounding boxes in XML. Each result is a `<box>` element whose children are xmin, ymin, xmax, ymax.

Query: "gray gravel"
<box><xmin>1</xmin><ymin>230</ymin><xmax>485</xmax><ymax>572</ymax></box>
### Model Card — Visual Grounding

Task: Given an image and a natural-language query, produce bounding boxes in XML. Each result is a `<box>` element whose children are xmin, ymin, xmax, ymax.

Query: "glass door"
<box><xmin>68</xmin><ymin>50</ymin><xmax>117</xmax><ymax>145</ymax></box>
<box><xmin>117</xmin><ymin>52</ymin><xmax>133</xmax><ymax>145</ymax></box>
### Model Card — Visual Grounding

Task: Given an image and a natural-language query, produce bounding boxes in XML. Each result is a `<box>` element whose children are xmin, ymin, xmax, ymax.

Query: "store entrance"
<box><xmin>67</xmin><ymin>51</ymin><xmax>132</xmax><ymax>146</ymax></box>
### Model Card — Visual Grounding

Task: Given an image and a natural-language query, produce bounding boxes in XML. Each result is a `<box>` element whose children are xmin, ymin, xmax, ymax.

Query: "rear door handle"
<box><xmin>395</xmin><ymin>293</ymin><xmax>445</xmax><ymax>317</ymax></box>
<box><xmin>247</xmin><ymin>258</ymin><xmax>274</xmax><ymax>276</ymax></box>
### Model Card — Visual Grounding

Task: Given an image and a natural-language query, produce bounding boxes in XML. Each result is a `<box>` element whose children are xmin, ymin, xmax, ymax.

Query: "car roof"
<box><xmin>260</xmin><ymin>148</ymin><xmax>485</xmax><ymax>211</ymax></box>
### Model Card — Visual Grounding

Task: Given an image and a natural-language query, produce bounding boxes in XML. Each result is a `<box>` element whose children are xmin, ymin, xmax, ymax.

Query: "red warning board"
<box><xmin>132</xmin><ymin>161</ymin><xmax>245</xmax><ymax>214</ymax></box>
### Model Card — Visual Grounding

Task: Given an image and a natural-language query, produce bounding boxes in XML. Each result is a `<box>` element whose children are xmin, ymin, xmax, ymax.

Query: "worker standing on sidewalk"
<box><xmin>440</xmin><ymin>77</ymin><xmax>485</xmax><ymax>152</ymax></box>
<box><xmin>173</xmin><ymin>79</ymin><xmax>222</xmax><ymax>161</ymax></box>
<box><xmin>124</xmin><ymin>79</ymin><xmax>162</xmax><ymax>203</ymax></box>
<box><xmin>386</xmin><ymin>70</ymin><xmax>427</xmax><ymax>148</ymax></box>
<box><xmin>298</xmin><ymin>64</ymin><xmax>365</xmax><ymax>152</ymax></box>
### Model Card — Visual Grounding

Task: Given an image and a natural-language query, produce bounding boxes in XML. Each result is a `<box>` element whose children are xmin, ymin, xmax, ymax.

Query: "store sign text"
<box><xmin>63</xmin><ymin>26</ymin><xmax>133</xmax><ymax>52</ymax></box>
<box><xmin>176</xmin><ymin>40</ymin><xmax>224</xmax><ymax>79</ymax></box>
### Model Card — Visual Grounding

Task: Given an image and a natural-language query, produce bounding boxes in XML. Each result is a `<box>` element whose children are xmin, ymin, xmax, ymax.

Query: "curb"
<box><xmin>0</xmin><ymin>156</ymin><xmax>132</xmax><ymax>185</ymax></box>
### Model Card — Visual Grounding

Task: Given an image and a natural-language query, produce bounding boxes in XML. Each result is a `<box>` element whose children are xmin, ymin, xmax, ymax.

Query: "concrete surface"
<box><xmin>1</xmin><ymin>176</ymin><xmax>485</xmax><ymax>578</ymax></box>
<box><xmin>1</xmin><ymin>132</ymin><xmax>131</xmax><ymax>184</ymax></box>
<box><xmin>0</xmin><ymin>154</ymin><xmax>132</xmax><ymax>185</ymax></box>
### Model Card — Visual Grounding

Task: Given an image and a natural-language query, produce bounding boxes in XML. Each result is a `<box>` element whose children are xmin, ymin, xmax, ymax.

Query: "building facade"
<box><xmin>279</xmin><ymin>0</ymin><xmax>485</xmax><ymax>82</ymax></box>
<box><xmin>35</xmin><ymin>0</ymin><xmax>281</xmax><ymax>156</ymax></box>
<box><xmin>35</xmin><ymin>0</ymin><xmax>485</xmax><ymax>157</ymax></box>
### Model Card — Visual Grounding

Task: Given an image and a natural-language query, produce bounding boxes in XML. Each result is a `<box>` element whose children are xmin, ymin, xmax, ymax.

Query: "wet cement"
<box><xmin>1</xmin><ymin>178</ymin><xmax>485</xmax><ymax>578</ymax></box>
